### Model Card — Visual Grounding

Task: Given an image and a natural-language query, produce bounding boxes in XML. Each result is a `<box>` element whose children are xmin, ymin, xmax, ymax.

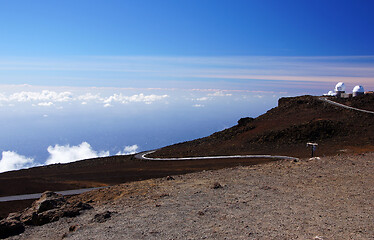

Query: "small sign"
<box><xmin>307</xmin><ymin>142</ymin><xmax>318</xmax><ymax>157</ymax></box>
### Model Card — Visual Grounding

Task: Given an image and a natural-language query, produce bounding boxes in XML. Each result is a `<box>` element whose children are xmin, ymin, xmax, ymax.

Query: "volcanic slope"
<box><xmin>152</xmin><ymin>95</ymin><xmax>374</xmax><ymax>158</ymax></box>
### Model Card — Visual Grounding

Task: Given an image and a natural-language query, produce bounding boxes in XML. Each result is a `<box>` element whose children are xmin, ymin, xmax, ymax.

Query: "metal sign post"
<box><xmin>307</xmin><ymin>142</ymin><xmax>318</xmax><ymax>158</ymax></box>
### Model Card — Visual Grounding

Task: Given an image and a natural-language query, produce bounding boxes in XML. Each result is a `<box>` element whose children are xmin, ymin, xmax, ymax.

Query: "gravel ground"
<box><xmin>9</xmin><ymin>152</ymin><xmax>374</xmax><ymax>240</ymax></box>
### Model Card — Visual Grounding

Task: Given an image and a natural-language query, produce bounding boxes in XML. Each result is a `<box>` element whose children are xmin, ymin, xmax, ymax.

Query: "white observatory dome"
<box><xmin>327</xmin><ymin>90</ymin><xmax>336</xmax><ymax>96</ymax></box>
<box><xmin>353</xmin><ymin>85</ymin><xmax>364</xmax><ymax>93</ymax></box>
<box><xmin>334</xmin><ymin>82</ymin><xmax>346</xmax><ymax>92</ymax></box>
<box><xmin>352</xmin><ymin>85</ymin><xmax>364</xmax><ymax>97</ymax></box>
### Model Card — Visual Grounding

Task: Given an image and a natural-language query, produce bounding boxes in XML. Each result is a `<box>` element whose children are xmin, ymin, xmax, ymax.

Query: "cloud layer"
<box><xmin>0</xmin><ymin>151</ymin><xmax>36</xmax><ymax>173</ymax></box>
<box><xmin>45</xmin><ymin>142</ymin><xmax>110</xmax><ymax>165</ymax></box>
<box><xmin>0</xmin><ymin>89</ymin><xmax>169</xmax><ymax>108</ymax></box>
<box><xmin>0</xmin><ymin>142</ymin><xmax>140</xmax><ymax>173</ymax></box>
<box><xmin>116</xmin><ymin>145</ymin><xmax>139</xmax><ymax>155</ymax></box>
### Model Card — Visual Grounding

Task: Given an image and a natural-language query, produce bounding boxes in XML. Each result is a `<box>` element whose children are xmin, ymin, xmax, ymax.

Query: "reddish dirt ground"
<box><xmin>0</xmin><ymin>156</ymin><xmax>276</xmax><ymax>219</ymax></box>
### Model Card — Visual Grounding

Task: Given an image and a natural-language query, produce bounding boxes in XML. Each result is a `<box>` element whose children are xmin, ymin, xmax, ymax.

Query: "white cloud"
<box><xmin>194</xmin><ymin>91</ymin><xmax>232</xmax><ymax>102</ymax></box>
<box><xmin>0</xmin><ymin>142</ymin><xmax>141</xmax><ymax>172</ymax></box>
<box><xmin>77</xmin><ymin>93</ymin><xmax>101</xmax><ymax>101</ymax></box>
<box><xmin>0</xmin><ymin>151</ymin><xmax>36</xmax><ymax>173</ymax></box>
<box><xmin>208</xmin><ymin>91</ymin><xmax>232</xmax><ymax>97</ymax></box>
<box><xmin>103</xmin><ymin>103</ymin><xmax>112</xmax><ymax>108</ymax></box>
<box><xmin>45</xmin><ymin>142</ymin><xmax>110</xmax><ymax>165</ymax></box>
<box><xmin>116</xmin><ymin>145</ymin><xmax>139</xmax><ymax>155</ymax></box>
<box><xmin>0</xmin><ymin>89</ymin><xmax>170</xmax><ymax>108</ymax></box>
<box><xmin>9</xmin><ymin>90</ymin><xmax>73</xmax><ymax>102</ymax></box>
<box><xmin>103</xmin><ymin>93</ymin><xmax>169</xmax><ymax>104</ymax></box>
<box><xmin>38</xmin><ymin>102</ymin><xmax>54</xmax><ymax>107</ymax></box>
<box><xmin>196</xmin><ymin>97</ymin><xmax>209</xmax><ymax>101</ymax></box>
<box><xmin>0</xmin><ymin>93</ymin><xmax>7</xmax><ymax>102</ymax></box>
<box><xmin>193</xmin><ymin>104</ymin><xmax>204</xmax><ymax>108</ymax></box>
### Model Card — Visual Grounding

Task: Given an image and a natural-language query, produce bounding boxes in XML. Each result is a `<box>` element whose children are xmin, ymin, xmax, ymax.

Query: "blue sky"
<box><xmin>1</xmin><ymin>0</ymin><xmax>374</xmax><ymax>57</ymax></box>
<box><xmin>0</xmin><ymin>0</ymin><xmax>373</xmax><ymax>91</ymax></box>
<box><xmin>1</xmin><ymin>1</ymin><xmax>374</xmax><ymax>172</ymax></box>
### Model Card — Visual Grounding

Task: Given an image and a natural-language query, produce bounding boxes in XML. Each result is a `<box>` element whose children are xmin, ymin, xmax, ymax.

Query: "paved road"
<box><xmin>320</xmin><ymin>97</ymin><xmax>374</xmax><ymax>114</ymax></box>
<box><xmin>0</xmin><ymin>187</ymin><xmax>107</xmax><ymax>202</ymax></box>
<box><xmin>135</xmin><ymin>150</ymin><xmax>298</xmax><ymax>161</ymax></box>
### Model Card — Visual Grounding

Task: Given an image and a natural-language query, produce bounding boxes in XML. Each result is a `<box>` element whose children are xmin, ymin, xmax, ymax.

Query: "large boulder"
<box><xmin>34</xmin><ymin>191</ymin><xmax>66</xmax><ymax>213</ymax></box>
<box><xmin>0</xmin><ymin>191</ymin><xmax>93</xmax><ymax>239</ymax></box>
<box><xmin>20</xmin><ymin>191</ymin><xmax>92</xmax><ymax>226</ymax></box>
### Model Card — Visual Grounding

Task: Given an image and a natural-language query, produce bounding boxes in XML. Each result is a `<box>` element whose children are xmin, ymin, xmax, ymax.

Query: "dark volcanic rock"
<box><xmin>34</xmin><ymin>191</ymin><xmax>66</xmax><ymax>213</ymax></box>
<box><xmin>237</xmin><ymin>117</ymin><xmax>254</xmax><ymax>126</ymax></box>
<box><xmin>20</xmin><ymin>191</ymin><xmax>66</xmax><ymax>225</ymax></box>
<box><xmin>92</xmin><ymin>211</ymin><xmax>112</xmax><ymax>223</ymax></box>
<box><xmin>17</xmin><ymin>191</ymin><xmax>93</xmax><ymax>227</ymax></box>
<box><xmin>212</xmin><ymin>182</ymin><xmax>223</xmax><ymax>189</ymax></box>
<box><xmin>0</xmin><ymin>191</ymin><xmax>93</xmax><ymax>237</ymax></box>
<box><xmin>166</xmin><ymin>176</ymin><xmax>175</xmax><ymax>180</ymax></box>
<box><xmin>69</xmin><ymin>224</ymin><xmax>80</xmax><ymax>232</ymax></box>
<box><xmin>0</xmin><ymin>218</ymin><xmax>25</xmax><ymax>239</ymax></box>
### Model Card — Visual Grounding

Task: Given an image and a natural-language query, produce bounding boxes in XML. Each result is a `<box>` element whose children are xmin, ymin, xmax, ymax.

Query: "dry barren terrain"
<box><xmin>9</xmin><ymin>152</ymin><xmax>374</xmax><ymax>239</ymax></box>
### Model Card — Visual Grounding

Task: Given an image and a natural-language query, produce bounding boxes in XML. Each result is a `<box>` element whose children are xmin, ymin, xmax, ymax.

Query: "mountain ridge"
<box><xmin>151</xmin><ymin>94</ymin><xmax>374</xmax><ymax>158</ymax></box>
<box><xmin>1</xmin><ymin>94</ymin><xmax>373</xmax><ymax>219</ymax></box>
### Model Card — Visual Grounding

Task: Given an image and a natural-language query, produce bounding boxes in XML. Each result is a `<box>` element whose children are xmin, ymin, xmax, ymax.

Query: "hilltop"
<box><xmin>152</xmin><ymin>95</ymin><xmax>374</xmax><ymax>158</ymax></box>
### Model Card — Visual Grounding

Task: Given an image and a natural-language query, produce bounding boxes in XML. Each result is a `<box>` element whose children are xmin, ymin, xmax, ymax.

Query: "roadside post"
<box><xmin>307</xmin><ymin>142</ymin><xmax>318</xmax><ymax>158</ymax></box>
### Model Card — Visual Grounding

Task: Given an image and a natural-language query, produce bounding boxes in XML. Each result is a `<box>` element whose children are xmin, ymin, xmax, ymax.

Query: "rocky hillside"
<box><xmin>1</xmin><ymin>94</ymin><xmax>373</xmax><ymax>222</ymax></box>
<box><xmin>152</xmin><ymin>95</ymin><xmax>374</xmax><ymax>158</ymax></box>
<box><xmin>334</xmin><ymin>93</ymin><xmax>374</xmax><ymax>111</ymax></box>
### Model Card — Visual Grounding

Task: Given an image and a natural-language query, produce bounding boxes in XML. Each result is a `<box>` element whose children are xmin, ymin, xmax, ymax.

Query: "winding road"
<box><xmin>135</xmin><ymin>151</ymin><xmax>298</xmax><ymax>161</ymax></box>
<box><xmin>319</xmin><ymin>97</ymin><xmax>374</xmax><ymax>114</ymax></box>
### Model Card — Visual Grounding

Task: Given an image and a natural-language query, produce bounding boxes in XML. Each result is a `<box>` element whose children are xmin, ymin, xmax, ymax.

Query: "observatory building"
<box><xmin>352</xmin><ymin>85</ymin><xmax>364</xmax><ymax>97</ymax></box>
<box><xmin>334</xmin><ymin>82</ymin><xmax>346</xmax><ymax>97</ymax></box>
<box><xmin>324</xmin><ymin>82</ymin><xmax>369</xmax><ymax>98</ymax></box>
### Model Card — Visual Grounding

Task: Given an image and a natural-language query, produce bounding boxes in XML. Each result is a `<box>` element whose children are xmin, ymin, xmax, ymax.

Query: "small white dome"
<box><xmin>353</xmin><ymin>85</ymin><xmax>364</xmax><ymax>93</ymax></box>
<box><xmin>334</xmin><ymin>82</ymin><xmax>346</xmax><ymax>92</ymax></box>
<box><xmin>327</xmin><ymin>90</ymin><xmax>336</xmax><ymax>96</ymax></box>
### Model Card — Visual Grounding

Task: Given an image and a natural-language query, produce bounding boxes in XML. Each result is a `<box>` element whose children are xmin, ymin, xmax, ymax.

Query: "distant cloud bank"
<box><xmin>116</xmin><ymin>145</ymin><xmax>139</xmax><ymax>155</ymax></box>
<box><xmin>0</xmin><ymin>142</ymin><xmax>140</xmax><ymax>173</ymax></box>
<box><xmin>45</xmin><ymin>142</ymin><xmax>110</xmax><ymax>165</ymax></box>
<box><xmin>0</xmin><ymin>89</ymin><xmax>169</xmax><ymax>108</ymax></box>
<box><xmin>0</xmin><ymin>151</ymin><xmax>37</xmax><ymax>173</ymax></box>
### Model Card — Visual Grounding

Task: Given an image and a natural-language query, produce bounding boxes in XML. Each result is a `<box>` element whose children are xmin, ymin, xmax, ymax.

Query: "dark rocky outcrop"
<box><xmin>237</xmin><ymin>117</ymin><xmax>254</xmax><ymax>127</ymax></box>
<box><xmin>0</xmin><ymin>191</ymin><xmax>92</xmax><ymax>238</ymax></box>
<box><xmin>20</xmin><ymin>191</ymin><xmax>92</xmax><ymax>226</ymax></box>
<box><xmin>92</xmin><ymin>211</ymin><xmax>112</xmax><ymax>223</ymax></box>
